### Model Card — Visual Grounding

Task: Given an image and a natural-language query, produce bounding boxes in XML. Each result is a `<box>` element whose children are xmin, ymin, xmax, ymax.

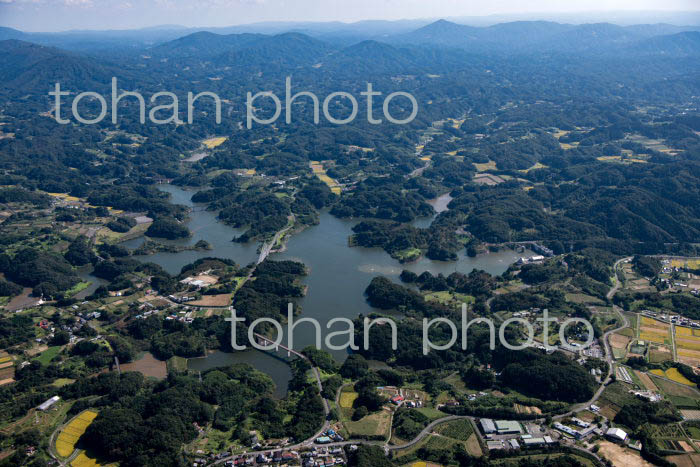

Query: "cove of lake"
<box><xmin>120</xmin><ymin>185</ymin><xmax>534</xmax><ymax>397</ymax></box>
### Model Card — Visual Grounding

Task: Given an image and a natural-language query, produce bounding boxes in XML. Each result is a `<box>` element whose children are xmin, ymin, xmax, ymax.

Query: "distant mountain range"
<box><xmin>2</xmin><ymin>16</ymin><xmax>699</xmax><ymax>55</ymax></box>
<box><xmin>0</xmin><ymin>18</ymin><xmax>698</xmax><ymax>93</ymax></box>
<box><xmin>390</xmin><ymin>20</ymin><xmax>700</xmax><ymax>55</ymax></box>
<box><xmin>150</xmin><ymin>19</ymin><xmax>700</xmax><ymax>60</ymax></box>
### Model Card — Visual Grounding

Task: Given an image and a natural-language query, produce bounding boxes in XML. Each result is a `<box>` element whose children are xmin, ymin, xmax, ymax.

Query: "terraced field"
<box><xmin>310</xmin><ymin>161</ymin><xmax>341</xmax><ymax>194</ymax></box>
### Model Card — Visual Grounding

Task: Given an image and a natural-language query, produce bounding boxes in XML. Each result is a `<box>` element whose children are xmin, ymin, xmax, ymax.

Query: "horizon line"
<box><xmin>2</xmin><ymin>9</ymin><xmax>699</xmax><ymax>35</ymax></box>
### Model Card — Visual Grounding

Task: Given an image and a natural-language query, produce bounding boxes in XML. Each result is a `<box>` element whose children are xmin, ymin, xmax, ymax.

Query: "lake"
<box><xmin>120</xmin><ymin>185</ymin><xmax>532</xmax><ymax>395</ymax></box>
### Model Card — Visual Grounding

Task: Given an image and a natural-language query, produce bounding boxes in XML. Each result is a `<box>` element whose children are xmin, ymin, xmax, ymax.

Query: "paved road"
<box><xmin>386</xmin><ymin>415</ymin><xmax>469</xmax><ymax>451</ymax></box>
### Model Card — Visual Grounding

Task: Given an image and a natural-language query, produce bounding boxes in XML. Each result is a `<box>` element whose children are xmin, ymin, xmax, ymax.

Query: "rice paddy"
<box><xmin>310</xmin><ymin>161</ymin><xmax>341</xmax><ymax>195</ymax></box>
<box><xmin>650</xmin><ymin>368</ymin><xmax>695</xmax><ymax>386</ymax></box>
<box><xmin>71</xmin><ymin>452</ymin><xmax>100</xmax><ymax>467</ymax></box>
<box><xmin>55</xmin><ymin>410</ymin><xmax>98</xmax><ymax>458</ymax></box>
<box><xmin>640</xmin><ymin>317</ymin><xmax>670</xmax><ymax>344</ymax></box>
<box><xmin>202</xmin><ymin>137</ymin><xmax>227</xmax><ymax>149</ymax></box>
<box><xmin>670</xmin><ymin>259</ymin><xmax>700</xmax><ymax>270</ymax></box>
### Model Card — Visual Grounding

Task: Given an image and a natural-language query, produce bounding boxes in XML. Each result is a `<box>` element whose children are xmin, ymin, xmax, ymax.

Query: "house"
<box><xmin>480</xmin><ymin>418</ymin><xmax>496</xmax><ymax>434</ymax></box>
<box><xmin>508</xmin><ymin>439</ymin><xmax>520</xmax><ymax>450</ymax></box>
<box><xmin>390</xmin><ymin>395</ymin><xmax>404</xmax><ymax>405</ymax></box>
<box><xmin>606</xmin><ymin>427</ymin><xmax>628</xmax><ymax>443</ymax></box>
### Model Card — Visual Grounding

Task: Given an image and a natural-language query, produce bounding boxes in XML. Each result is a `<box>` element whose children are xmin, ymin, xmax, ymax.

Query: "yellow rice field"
<box><xmin>676</xmin><ymin>326</ymin><xmax>694</xmax><ymax>336</ymax></box>
<box><xmin>641</xmin><ymin>316</ymin><xmax>668</xmax><ymax>328</ymax></box>
<box><xmin>676</xmin><ymin>339</ymin><xmax>700</xmax><ymax>352</ymax></box>
<box><xmin>671</xmin><ymin>259</ymin><xmax>700</xmax><ymax>269</ymax></box>
<box><xmin>310</xmin><ymin>161</ymin><xmax>341</xmax><ymax>195</ymax></box>
<box><xmin>650</xmin><ymin>368</ymin><xmax>695</xmax><ymax>386</ymax></box>
<box><xmin>71</xmin><ymin>452</ymin><xmax>100</xmax><ymax>467</ymax></box>
<box><xmin>55</xmin><ymin>410</ymin><xmax>98</xmax><ymax>457</ymax></box>
<box><xmin>202</xmin><ymin>137</ymin><xmax>227</xmax><ymax>149</ymax></box>
<box><xmin>639</xmin><ymin>330</ymin><xmax>668</xmax><ymax>344</ymax></box>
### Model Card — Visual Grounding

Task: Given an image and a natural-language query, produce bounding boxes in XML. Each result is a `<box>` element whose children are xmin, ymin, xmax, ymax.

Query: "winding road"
<box><xmin>554</xmin><ymin>256</ymin><xmax>632</xmax><ymax>420</ymax></box>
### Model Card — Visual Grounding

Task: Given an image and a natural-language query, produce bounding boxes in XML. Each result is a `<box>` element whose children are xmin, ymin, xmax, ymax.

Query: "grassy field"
<box><xmin>491</xmin><ymin>453</ymin><xmax>595</xmax><ymax>467</ymax></box>
<box><xmin>339</xmin><ymin>391</ymin><xmax>358</xmax><ymax>409</ymax></box>
<box><xmin>473</xmin><ymin>160</ymin><xmax>497</xmax><ymax>172</ymax></box>
<box><xmin>344</xmin><ymin>409</ymin><xmax>392</xmax><ymax>439</ymax></box>
<box><xmin>33</xmin><ymin>346</ymin><xmax>62</xmax><ymax>365</ymax></box>
<box><xmin>598</xmin><ymin>382</ymin><xmax>638</xmax><ymax>419</ymax></box>
<box><xmin>434</xmin><ymin>419</ymin><xmax>474</xmax><ymax>441</ymax></box>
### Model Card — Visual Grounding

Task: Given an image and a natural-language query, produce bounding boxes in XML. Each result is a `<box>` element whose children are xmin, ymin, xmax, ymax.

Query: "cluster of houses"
<box><xmin>315</xmin><ymin>429</ymin><xmax>344</xmax><ymax>444</ymax></box>
<box><xmin>641</xmin><ymin>310</ymin><xmax>700</xmax><ymax>328</ymax></box>
<box><xmin>168</xmin><ymin>293</ymin><xmax>196</xmax><ymax>304</ymax></box>
<box><xmin>221</xmin><ymin>446</ymin><xmax>348</xmax><ymax>467</ymax></box>
<box><xmin>300</xmin><ymin>446</ymin><xmax>347</xmax><ymax>467</ymax></box>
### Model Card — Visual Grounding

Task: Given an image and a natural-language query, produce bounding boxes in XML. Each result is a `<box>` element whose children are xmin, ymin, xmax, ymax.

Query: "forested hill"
<box><xmin>0</xmin><ymin>19</ymin><xmax>698</xmax><ymax>258</ymax></box>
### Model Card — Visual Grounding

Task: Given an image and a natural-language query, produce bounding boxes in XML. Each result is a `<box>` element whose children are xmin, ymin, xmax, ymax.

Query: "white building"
<box><xmin>37</xmin><ymin>396</ymin><xmax>60</xmax><ymax>411</ymax></box>
<box><xmin>606</xmin><ymin>427</ymin><xmax>628</xmax><ymax>442</ymax></box>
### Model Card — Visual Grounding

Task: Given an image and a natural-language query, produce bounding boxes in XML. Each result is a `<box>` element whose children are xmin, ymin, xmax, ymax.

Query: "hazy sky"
<box><xmin>1</xmin><ymin>0</ymin><xmax>699</xmax><ymax>32</ymax></box>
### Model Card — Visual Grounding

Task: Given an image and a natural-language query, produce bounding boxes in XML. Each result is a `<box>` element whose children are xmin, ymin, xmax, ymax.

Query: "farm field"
<box><xmin>55</xmin><ymin>410</ymin><xmax>98</xmax><ymax>458</ymax></box>
<box><xmin>675</xmin><ymin>327</ymin><xmax>700</xmax><ymax>368</ymax></box>
<box><xmin>188</xmin><ymin>293</ymin><xmax>231</xmax><ymax>307</ymax></box>
<box><xmin>610</xmin><ymin>333</ymin><xmax>630</xmax><ymax>358</ymax></box>
<box><xmin>635</xmin><ymin>370</ymin><xmax>658</xmax><ymax>391</ymax></box>
<box><xmin>597</xmin><ymin>382</ymin><xmax>638</xmax><ymax>420</ymax></box>
<box><xmin>71</xmin><ymin>451</ymin><xmax>101</xmax><ymax>467</ymax></box>
<box><xmin>596</xmin><ymin>440</ymin><xmax>653</xmax><ymax>467</ymax></box>
<box><xmin>640</xmin><ymin>316</ymin><xmax>670</xmax><ymax>345</ymax></box>
<box><xmin>666</xmin><ymin>454</ymin><xmax>700</xmax><ymax>467</ymax></box>
<box><xmin>310</xmin><ymin>161</ymin><xmax>341</xmax><ymax>195</ymax></box>
<box><xmin>649</xmin><ymin>347</ymin><xmax>674</xmax><ymax>363</ymax></box>
<box><xmin>651</xmin><ymin>375</ymin><xmax>700</xmax><ymax>401</ymax></box>
<box><xmin>395</xmin><ymin>429</ymin><xmax>482</xmax><ymax>461</ymax></box>
<box><xmin>650</xmin><ymin>368</ymin><xmax>695</xmax><ymax>386</ymax></box>
<box><xmin>473</xmin><ymin>160</ymin><xmax>497</xmax><ymax>172</ymax></box>
<box><xmin>120</xmin><ymin>352</ymin><xmax>167</xmax><ymax>379</ymax></box>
